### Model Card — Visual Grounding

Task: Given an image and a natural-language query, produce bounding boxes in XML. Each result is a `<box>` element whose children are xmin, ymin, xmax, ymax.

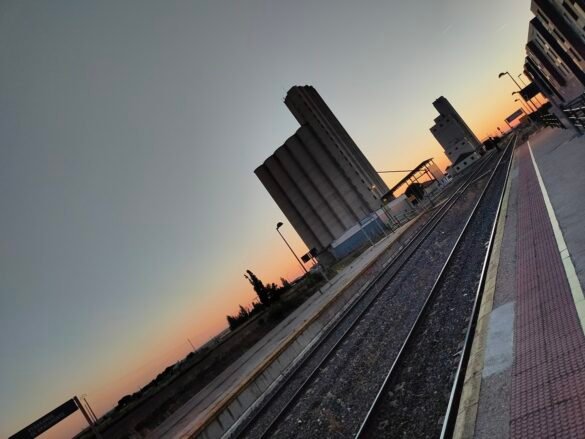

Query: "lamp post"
<box><xmin>517</xmin><ymin>73</ymin><xmax>527</xmax><ymax>87</ymax></box>
<box><xmin>515</xmin><ymin>98</ymin><xmax>530</xmax><ymax>113</ymax></box>
<box><xmin>499</xmin><ymin>71</ymin><xmax>538</xmax><ymax>112</ymax></box>
<box><xmin>276</xmin><ymin>222</ymin><xmax>308</xmax><ymax>274</ymax></box>
<box><xmin>518</xmin><ymin>73</ymin><xmax>543</xmax><ymax>105</ymax></box>
<box><xmin>499</xmin><ymin>71</ymin><xmax>523</xmax><ymax>89</ymax></box>
<box><xmin>80</xmin><ymin>394</ymin><xmax>99</xmax><ymax>424</ymax></box>
<box><xmin>512</xmin><ymin>91</ymin><xmax>538</xmax><ymax>112</ymax></box>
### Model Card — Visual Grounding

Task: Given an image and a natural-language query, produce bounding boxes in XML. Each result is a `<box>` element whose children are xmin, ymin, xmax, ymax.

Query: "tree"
<box><xmin>245</xmin><ymin>270</ymin><xmax>271</xmax><ymax>306</ymax></box>
<box><xmin>226</xmin><ymin>305</ymin><xmax>252</xmax><ymax>330</ymax></box>
<box><xmin>280</xmin><ymin>277</ymin><xmax>291</xmax><ymax>290</ymax></box>
<box><xmin>117</xmin><ymin>394</ymin><xmax>134</xmax><ymax>408</ymax></box>
<box><xmin>227</xmin><ymin>315</ymin><xmax>237</xmax><ymax>330</ymax></box>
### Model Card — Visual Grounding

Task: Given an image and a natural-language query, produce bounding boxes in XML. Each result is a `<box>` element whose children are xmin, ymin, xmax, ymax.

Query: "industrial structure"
<box><xmin>255</xmin><ymin>86</ymin><xmax>390</xmax><ymax>262</ymax></box>
<box><xmin>382</xmin><ymin>158</ymin><xmax>445</xmax><ymax>202</ymax></box>
<box><xmin>429</xmin><ymin>97</ymin><xmax>483</xmax><ymax>175</ymax></box>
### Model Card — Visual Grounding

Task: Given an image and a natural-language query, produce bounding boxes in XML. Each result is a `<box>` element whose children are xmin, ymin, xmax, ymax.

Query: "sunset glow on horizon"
<box><xmin>1</xmin><ymin>1</ymin><xmax>536</xmax><ymax>438</ymax></box>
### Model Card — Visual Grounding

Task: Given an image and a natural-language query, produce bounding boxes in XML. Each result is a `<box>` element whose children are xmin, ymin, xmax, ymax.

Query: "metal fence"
<box><xmin>561</xmin><ymin>93</ymin><xmax>585</xmax><ymax>132</ymax></box>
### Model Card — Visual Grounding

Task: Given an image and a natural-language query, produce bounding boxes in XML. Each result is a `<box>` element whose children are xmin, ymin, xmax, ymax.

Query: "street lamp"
<box><xmin>518</xmin><ymin>73</ymin><xmax>543</xmax><ymax>105</ymax></box>
<box><xmin>498</xmin><ymin>71</ymin><xmax>523</xmax><ymax>88</ymax></box>
<box><xmin>276</xmin><ymin>222</ymin><xmax>308</xmax><ymax>274</ymax></box>
<box><xmin>512</xmin><ymin>91</ymin><xmax>537</xmax><ymax>112</ymax></box>
<box><xmin>517</xmin><ymin>73</ymin><xmax>527</xmax><ymax>87</ymax></box>
<box><xmin>499</xmin><ymin>71</ymin><xmax>538</xmax><ymax>112</ymax></box>
<box><xmin>514</xmin><ymin>98</ymin><xmax>530</xmax><ymax>113</ymax></box>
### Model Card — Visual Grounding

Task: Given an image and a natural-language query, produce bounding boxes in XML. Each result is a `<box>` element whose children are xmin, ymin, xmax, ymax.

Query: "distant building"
<box><xmin>429</xmin><ymin>97</ymin><xmax>482</xmax><ymax>173</ymax></box>
<box><xmin>255</xmin><ymin>86</ymin><xmax>389</xmax><ymax>262</ymax></box>
<box><xmin>447</xmin><ymin>152</ymin><xmax>480</xmax><ymax>176</ymax></box>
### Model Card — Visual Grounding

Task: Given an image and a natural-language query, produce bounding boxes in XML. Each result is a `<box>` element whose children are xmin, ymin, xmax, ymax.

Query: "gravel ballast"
<box><xmin>237</xmin><ymin>148</ymin><xmax>507</xmax><ymax>439</ymax></box>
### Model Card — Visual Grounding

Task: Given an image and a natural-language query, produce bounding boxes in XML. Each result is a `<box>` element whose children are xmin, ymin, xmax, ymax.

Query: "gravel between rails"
<box><xmin>237</xmin><ymin>151</ymin><xmax>504</xmax><ymax>439</ymax></box>
<box><xmin>357</xmin><ymin>144</ymin><xmax>514</xmax><ymax>438</ymax></box>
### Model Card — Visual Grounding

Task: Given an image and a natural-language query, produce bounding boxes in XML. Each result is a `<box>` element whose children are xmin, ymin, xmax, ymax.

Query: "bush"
<box><xmin>226</xmin><ymin>305</ymin><xmax>251</xmax><ymax>330</ymax></box>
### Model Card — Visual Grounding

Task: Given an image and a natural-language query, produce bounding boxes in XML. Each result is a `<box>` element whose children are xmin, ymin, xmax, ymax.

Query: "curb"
<box><xmin>451</xmin><ymin>151</ymin><xmax>516</xmax><ymax>438</ymax></box>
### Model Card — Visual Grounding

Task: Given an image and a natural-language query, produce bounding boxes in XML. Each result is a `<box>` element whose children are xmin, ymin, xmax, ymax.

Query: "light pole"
<box><xmin>499</xmin><ymin>71</ymin><xmax>523</xmax><ymax>89</ymax></box>
<box><xmin>80</xmin><ymin>394</ymin><xmax>99</xmax><ymax>424</ymax></box>
<box><xmin>276</xmin><ymin>222</ymin><xmax>308</xmax><ymax>274</ymax></box>
<box><xmin>515</xmin><ymin>98</ymin><xmax>530</xmax><ymax>113</ymax></box>
<box><xmin>499</xmin><ymin>71</ymin><xmax>538</xmax><ymax>112</ymax></box>
<box><xmin>517</xmin><ymin>73</ymin><xmax>527</xmax><ymax>87</ymax></box>
<box><xmin>512</xmin><ymin>91</ymin><xmax>538</xmax><ymax>112</ymax></box>
<box><xmin>518</xmin><ymin>72</ymin><xmax>543</xmax><ymax>105</ymax></box>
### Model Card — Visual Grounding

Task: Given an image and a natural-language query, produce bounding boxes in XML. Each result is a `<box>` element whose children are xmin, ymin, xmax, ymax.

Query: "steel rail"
<box><xmin>354</xmin><ymin>134</ymin><xmax>516</xmax><ymax>438</ymax></box>
<box><xmin>234</xmin><ymin>146</ymin><xmax>502</xmax><ymax>439</ymax></box>
<box><xmin>439</xmin><ymin>134</ymin><xmax>518</xmax><ymax>438</ymax></box>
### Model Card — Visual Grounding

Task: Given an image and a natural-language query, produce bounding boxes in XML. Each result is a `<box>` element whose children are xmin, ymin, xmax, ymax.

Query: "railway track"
<box><xmin>355</xmin><ymin>137</ymin><xmax>516</xmax><ymax>438</ymax></box>
<box><xmin>233</xmin><ymin>136</ymin><xmax>515</xmax><ymax>439</ymax></box>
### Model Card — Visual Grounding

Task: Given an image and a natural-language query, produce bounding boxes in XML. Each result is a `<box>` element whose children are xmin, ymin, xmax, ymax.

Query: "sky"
<box><xmin>0</xmin><ymin>0</ymin><xmax>533</xmax><ymax>437</ymax></box>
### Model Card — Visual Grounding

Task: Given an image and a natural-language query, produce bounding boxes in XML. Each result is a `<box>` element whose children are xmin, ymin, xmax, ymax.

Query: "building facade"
<box><xmin>429</xmin><ymin>96</ymin><xmax>483</xmax><ymax>169</ymax></box>
<box><xmin>527</xmin><ymin>0</ymin><xmax>585</xmax><ymax>106</ymax></box>
<box><xmin>255</xmin><ymin>86</ymin><xmax>389</xmax><ymax>260</ymax></box>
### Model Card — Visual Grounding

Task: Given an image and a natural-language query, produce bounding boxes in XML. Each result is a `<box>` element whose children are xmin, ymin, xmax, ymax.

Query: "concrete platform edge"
<box><xmin>177</xmin><ymin>218</ymin><xmax>422</xmax><ymax>438</ymax></box>
<box><xmin>452</xmin><ymin>151</ymin><xmax>516</xmax><ymax>439</ymax></box>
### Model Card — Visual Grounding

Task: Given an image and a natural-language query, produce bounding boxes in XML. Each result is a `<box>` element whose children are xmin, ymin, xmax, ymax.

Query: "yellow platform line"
<box><xmin>528</xmin><ymin>140</ymin><xmax>585</xmax><ymax>334</ymax></box>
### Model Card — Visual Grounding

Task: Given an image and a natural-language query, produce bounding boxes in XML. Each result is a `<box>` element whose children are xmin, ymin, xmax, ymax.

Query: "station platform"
<box><xmin>148</xmin><ymin>215</ymin><xmax>423</xmax><ymax>438</ymax></box>
<box><xmin>454</xmin><ymin>127</ymin><xmax>585</xmax><ymax>438</ymax></box>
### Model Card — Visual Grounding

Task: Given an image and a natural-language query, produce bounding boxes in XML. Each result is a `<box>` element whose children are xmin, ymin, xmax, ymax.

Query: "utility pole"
<box><xmin>276</xmin><ymin>222</ymin><xmax>308</xmax><ymax>274</ymax></box>
<box><xmin>81</xmin><ymin>395</ymin><xmax>98</xmax><ymax>424</ymax></box>
<box><xmin>74</xmin><ymin>396</ymin><xmax>103</xmax><ymax>439</ymax></box>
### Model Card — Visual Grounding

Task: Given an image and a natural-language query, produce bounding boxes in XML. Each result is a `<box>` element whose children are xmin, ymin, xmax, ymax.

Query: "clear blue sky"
<box><xmin>0</xmin><ymin>1</ymin><xmax>532</xmax><ymax>436</ymax></box>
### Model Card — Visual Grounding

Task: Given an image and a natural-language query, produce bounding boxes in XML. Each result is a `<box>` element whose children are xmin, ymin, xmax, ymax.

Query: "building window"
<box><xmin>553</xmin><ymin>29</ymin><xmax>566</xmax><ymax>44</ymax></box>
<box><xmin>471</xmin><ymin>156</ymin><xmax>474</xmax><ymax>160</ymax></box>
<box><xmin>537</xmin><ymin>10</ymin><xmax>550</xmax><ymax>26</ymax></box>
<box><xmin>569</xmin><ymin>47</ymin><xmax>581</xmax><ymax>61</ymax></box>
<box><xmin>563</xmin><ymin>2</ymin><xmax>579</xmax><ymax>21</ymax></box>
<box><xmin>559</xmin><ymin>62</ymin><xmax>571</xmax><ymax>76</ymax></box>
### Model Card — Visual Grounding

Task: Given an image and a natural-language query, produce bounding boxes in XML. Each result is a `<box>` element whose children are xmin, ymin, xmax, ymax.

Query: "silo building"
<box><xmin>255</xmin><ymin>86</ymin><xmax>389</xmax><ymax>262</ymax></box>
<box><xmin>430</xmin><ymin>96</ymin><xmax>483</xmax><ymax>175</ymax></box>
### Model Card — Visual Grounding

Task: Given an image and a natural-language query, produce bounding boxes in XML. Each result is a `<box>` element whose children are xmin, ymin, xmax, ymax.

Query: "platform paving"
<box><xmin>510</xmin><ymin>138</ymin><xmax>585</xmax><ymax>438</ymax></box>
<box><xmin>457</xmin><ymin>127</ymin><xmax>585</xmax><ymax>438</ymax></box>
